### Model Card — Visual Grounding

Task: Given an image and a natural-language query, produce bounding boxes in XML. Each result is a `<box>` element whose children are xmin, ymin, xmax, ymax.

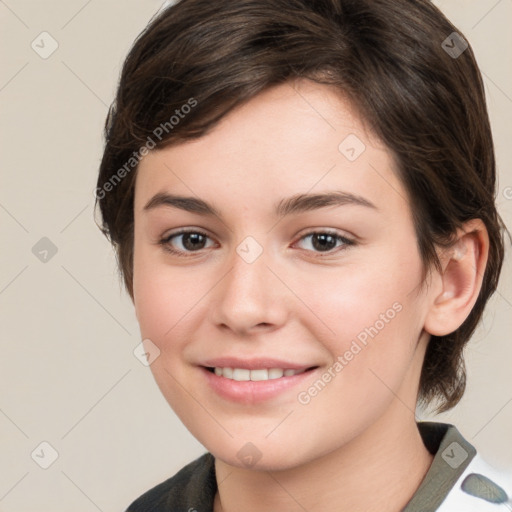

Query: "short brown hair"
<box><xmin>95</xmin><ymin>0</ymin><xmax>508</xmax><ymax>412</ymax></box>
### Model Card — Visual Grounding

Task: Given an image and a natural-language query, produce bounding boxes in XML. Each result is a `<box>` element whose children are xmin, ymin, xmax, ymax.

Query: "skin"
<box><xmin>132</xmin><ymin>78</ymin><xmax>488</xmax><ymax>511</ymax></box>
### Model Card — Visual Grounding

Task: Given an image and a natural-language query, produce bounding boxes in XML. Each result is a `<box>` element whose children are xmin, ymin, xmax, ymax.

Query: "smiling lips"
<box><xmin>200</xmin><ymin>357</ymin><xmax>318</xmax><ymax>395</ymax></box>
<box><xmin>200</xmin><ymin>361</ymin><xmax>319</xmax><ymax>403</ymax></box>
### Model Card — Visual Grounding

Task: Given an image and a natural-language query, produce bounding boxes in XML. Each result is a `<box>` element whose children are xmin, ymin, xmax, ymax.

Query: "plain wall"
<box><xmin>1</xmin><ymin>0</ymin><xmax>511</xmax><ymax>510</ymax></box>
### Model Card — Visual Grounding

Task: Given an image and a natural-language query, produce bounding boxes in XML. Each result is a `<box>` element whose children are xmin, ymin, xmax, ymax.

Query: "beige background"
<box><xmin>0</xmin><ymin>1</ymin><xmax>511</xmax><ymax>510</ymax></box>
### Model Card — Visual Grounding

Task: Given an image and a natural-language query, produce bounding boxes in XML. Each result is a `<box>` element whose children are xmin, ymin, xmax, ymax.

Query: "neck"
<box><xmin>213</xmin><ymin>407</ymin><xmax>434</xmax><ymax>512</ymax></box>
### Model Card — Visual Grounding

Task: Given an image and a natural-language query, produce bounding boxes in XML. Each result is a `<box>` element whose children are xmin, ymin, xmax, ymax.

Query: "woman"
<box><xmin>95</xmin><ymin>1</ymin><xmax>511</xmax><ymax>510</ymax></box>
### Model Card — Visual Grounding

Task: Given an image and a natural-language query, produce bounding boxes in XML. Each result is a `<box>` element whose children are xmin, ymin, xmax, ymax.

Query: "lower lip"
<box><xmin>200</xmin><ymin>366</ymin><xmax>318</xmax><ymax>404</ymax></box>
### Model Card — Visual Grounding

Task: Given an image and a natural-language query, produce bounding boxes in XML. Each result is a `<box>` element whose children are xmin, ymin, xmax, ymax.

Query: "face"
<box><xmin>132</xmin><ymin>79</ymin><xmax>436</xmax><ymax>471</ymax></box>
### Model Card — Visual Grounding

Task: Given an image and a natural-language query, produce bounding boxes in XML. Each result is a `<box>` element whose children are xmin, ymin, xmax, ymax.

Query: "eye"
<box><xmin>159</xmin><ymin>229</ymin><xmax>215</xmax><ymax>256</ymax></box>
<box><xmin>294</xmin><ymin>230</ymin><xmax>355</xmax><ymax>255</ymax></box>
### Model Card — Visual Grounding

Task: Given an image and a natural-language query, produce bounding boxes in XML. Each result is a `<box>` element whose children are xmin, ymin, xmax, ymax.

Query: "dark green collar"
<box><xmin>402</xmin><ymin>422</ymin><xmax>476</xmax><ymax>511</ymax></box>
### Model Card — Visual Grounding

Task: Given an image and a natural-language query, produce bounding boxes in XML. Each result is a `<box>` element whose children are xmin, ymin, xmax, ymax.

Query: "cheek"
<box><xmin>133</xmin><ymin>263</ymin><xmax>165</xmax><ymax>341</ymax></box>
<box><xmin>133</xmin><ymin>243</ymin><xmax>190</xmax><ymax>346</ymax></box>
<box><xmin>132</xmin><ymin>255</ymin><xmax>200</xmax><ymax>408</ymax></box>
<box><xmin>300</xmin><ymin>246</ymin><xmax>425</xmax><ymax>382</ymax></box>
<box><xmin>132</xmin><ymin>254</ymin><xmax>218</xmax><ymax>388</ymax></box>
<box><xmin>293</xmin><ymin>267</ymin><xmax>424</xmax><ymax>444</ymax></box>
<box><xmin>305</xmin><ymin>253</ymin><xmax>420</xmax><ymax>339</ymax></box>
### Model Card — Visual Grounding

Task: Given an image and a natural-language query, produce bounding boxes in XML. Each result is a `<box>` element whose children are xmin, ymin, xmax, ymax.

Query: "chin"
<box><xmin>207</xmin><ymin>437</ymin><xmax>315</xmax><ymax>473</ymax></box>
<box><xmin>217</xmin><ymin>452</ymin><xmax>301</xmax><ymax>472</ymax></box>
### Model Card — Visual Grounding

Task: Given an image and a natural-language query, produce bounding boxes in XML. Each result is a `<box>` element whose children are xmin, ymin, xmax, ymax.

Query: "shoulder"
<box><xmin>405</xmin><ymin>422</ymin><xmax>512</xmax><ymax>511</ymax></box>
<box><xmin>438</xmin><ymin>453</ymin><xmax>512</xmax><ymax>512</ymax></box>
<box><xmin>125</xmin><ymin>452</ymin><xmax>216</xmax><ymax>512</ymax></box>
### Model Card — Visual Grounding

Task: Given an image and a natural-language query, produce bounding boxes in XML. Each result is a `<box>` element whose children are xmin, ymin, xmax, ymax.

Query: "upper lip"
<box><xmin>200</xmin><ymin>357</ymin><xmax>318</xmax><ymax>371</ymax></box>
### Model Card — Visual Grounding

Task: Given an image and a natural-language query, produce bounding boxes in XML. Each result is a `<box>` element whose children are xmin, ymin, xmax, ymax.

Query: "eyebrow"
<box><xmin>143</xmin><ymin>190</ymin><xmax>378</xmax><ymax>218</ymax></box>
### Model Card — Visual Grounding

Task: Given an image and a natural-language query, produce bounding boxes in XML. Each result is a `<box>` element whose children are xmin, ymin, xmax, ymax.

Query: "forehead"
<box><xmin>134</xmin><ymin>79</ymin><xmax>409</xmax><ymax>219</ymax></box>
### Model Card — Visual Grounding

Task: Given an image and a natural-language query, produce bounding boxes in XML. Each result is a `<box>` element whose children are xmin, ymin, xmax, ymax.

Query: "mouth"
<box><xmin>200</xmin><ymin>365</ymin><xmax>320</xmax><ymax>404</ymax></box>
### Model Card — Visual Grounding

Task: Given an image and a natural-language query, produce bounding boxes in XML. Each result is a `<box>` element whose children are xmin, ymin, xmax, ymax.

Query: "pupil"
<box><xmin>183</xmin><ymin>233</ymin><xmax>205</xmax><ymax>251</ymax></box>
<box><xmin>313</xmin><ymin>233</ymin><xmax>336</xmax><ymax>251</ymax></box>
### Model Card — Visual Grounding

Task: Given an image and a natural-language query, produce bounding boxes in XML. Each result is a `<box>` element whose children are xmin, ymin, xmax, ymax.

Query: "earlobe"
<box><xmin>424</xmin><ymin>219</ymin><xmax>489</xmax><ymax>337</ymax></box>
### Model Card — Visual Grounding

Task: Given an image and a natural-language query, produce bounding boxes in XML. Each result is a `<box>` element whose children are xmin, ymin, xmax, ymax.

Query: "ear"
<box><xmin>424</xmin><ymin>219</ymin><xmax>489</xmax><ymax>337</ymax></box>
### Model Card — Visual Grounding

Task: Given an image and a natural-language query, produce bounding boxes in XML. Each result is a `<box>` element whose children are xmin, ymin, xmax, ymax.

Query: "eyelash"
<box><xmin>158</xmin><ymin>228</ymin><xmax>355</xmax><ymax>258</ymax></box>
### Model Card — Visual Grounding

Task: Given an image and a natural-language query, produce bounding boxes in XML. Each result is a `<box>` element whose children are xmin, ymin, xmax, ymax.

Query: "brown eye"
<box><xmin>159</xmin><ymin>229</ymin><xmax>214</xmax><ymax>256</ymax></box>
<box><xmin>295</xmin><ymin>231</ymin><xmax>354</xmax><ymax>254</ymax></box>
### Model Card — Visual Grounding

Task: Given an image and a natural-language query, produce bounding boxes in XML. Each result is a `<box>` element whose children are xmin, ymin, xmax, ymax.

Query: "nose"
<box><xmin>211</xmin><ymin>242</ymin><xmax>289</xmax><ymax>336</ymax></box>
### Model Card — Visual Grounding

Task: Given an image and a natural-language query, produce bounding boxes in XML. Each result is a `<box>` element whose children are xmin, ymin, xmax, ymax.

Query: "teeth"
<box><xmin>212</xmin><ymin>367</ymin><xmax>306</xmax><ymax>381</ymax></box>
<box><xmin>268</xmin><ymin>368</ymin><xmax>284</xmax><ymax>379</ymax></box>
<box><xmin>249</xmin><ymin>369</ymin><xmax>268</xmax><ymax>381</ymax></box>
<box><xmin>232</xmin><ymin>368</ymin><xmax>250</xmax><ymax>381</ymax></box>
